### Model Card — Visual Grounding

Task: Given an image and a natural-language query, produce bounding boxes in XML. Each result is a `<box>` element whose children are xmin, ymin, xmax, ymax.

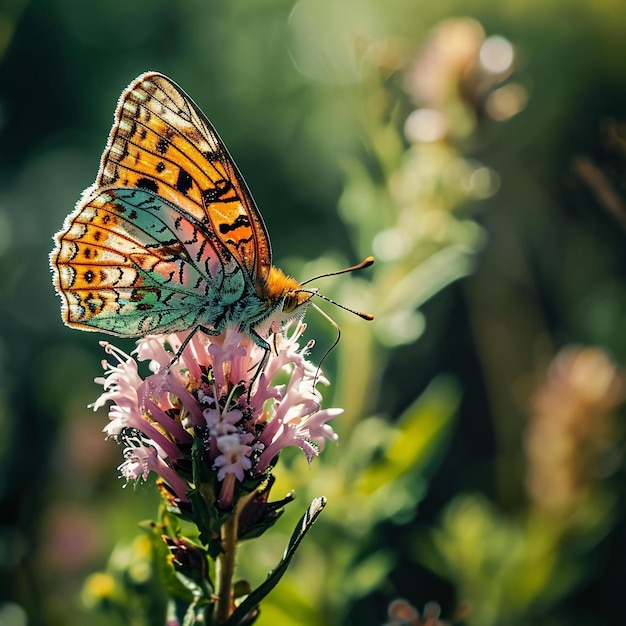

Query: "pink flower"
<box><xmin>214</xmin><ymin>434</ymin><xmax>253</xmax><ymax>482</ymax></box>
<box><xmin>92</xmin><ymin>322</ymin><xmax>342</xmax><ymax>509</ymax></box>
<box><xmin>119</xmin><ymin>441</ymin><xmax>189</xmax><ymax>502</ymax></box>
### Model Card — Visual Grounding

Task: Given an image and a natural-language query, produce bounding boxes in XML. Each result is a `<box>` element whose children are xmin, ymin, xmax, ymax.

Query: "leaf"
<box><xmin>222</xmin><ymin>497</ymin><xmax>327</xmax><ymax>626</ymax></box>
<box><xmin>163</xmin><ymin>535</ymin><xmax>213</xmax><ymax>594</ymax></box>
<box><xmin>139</xmin><ymin>521</ymin><xmax>197</xmax><ymax>605</ymax></box>
<box><xmin>238</xmin><ymin>475</ymin><xmax>295</xmax><ymax>541</ymax></box>
<box><xmin>167</xmin><ymin>596</ymin><xmax>212</xmax><ymax>626</ymax></box>
<box><xmin>191</xmin><ymin>436</ymin><xmax>213</xmax><ymax>490</ymax></box>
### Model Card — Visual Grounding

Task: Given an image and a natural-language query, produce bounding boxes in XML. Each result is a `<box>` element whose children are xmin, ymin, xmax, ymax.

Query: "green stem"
<box><xmin>217</xmin><ymin>511</ymin><xmax>239</xmax><ymax>622</ymax></box>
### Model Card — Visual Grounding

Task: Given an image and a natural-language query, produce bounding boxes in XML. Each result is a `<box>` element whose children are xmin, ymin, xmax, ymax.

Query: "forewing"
<box><xmin>95</xmin><ymin>71</ymin><xmax>272</xmax><ymax>284</ymax></box>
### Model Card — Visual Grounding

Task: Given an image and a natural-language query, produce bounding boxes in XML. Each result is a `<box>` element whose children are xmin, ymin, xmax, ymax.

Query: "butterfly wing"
<box><xmin>96</xmin><ymin>72</ymin><xmax>272</xmax><ymax>285</ymax></box>
<box><xmin>52</xmin><ymin>71</ymin><xmax>277</xmax><ymax>337</ymax></box>
<box><xmin>53</xmin><ymin>187</ymin><xmax>248</xmax><ymax>336</ymax></box>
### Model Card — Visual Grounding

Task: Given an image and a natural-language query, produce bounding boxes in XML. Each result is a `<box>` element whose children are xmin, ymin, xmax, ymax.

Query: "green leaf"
<box><xmin>187</xmin><ymin>487</ymin><xmax>224</xmax><ymax>556</ymax></box>
<box><xmin>139</xmin><ymin>521</ymin><xmax>197</xmax><ymax>605</ymax></box>
<box><xmin>238</xmin><ymin>475</ymin><xmax>295</xmax><ymax>541</ymax></box>
<box><xmin>163</xmin><ymin>535</ymin><xmax>213</xmax><ymax>594</ymax></box>
<box><xmin>191</xmin><ymin>436</ymin><xmax>213</xmax><ymax>489</ymax></box>
<box><xmin>168</xmin><ymin>596</ymin><xmax>212</xmax><ymax>626</ymax></box>
<box><xmin>222</xmin><ymin>497</ymin><xmax>327</xmax><ymax>626</ymax></box>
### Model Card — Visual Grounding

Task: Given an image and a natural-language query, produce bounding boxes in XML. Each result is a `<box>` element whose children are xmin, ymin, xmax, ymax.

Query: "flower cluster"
<box><xmin>404</xmin><ymin>17</ymin><xmax>525</xmax><ymax>142</ymax></box>
<box><xmin>525</xmin><ymin>345</ymin><xmax>625</xmax><ymax>517</ymax></box>
<box><xmin>91</xmin><ymin>323</ymin><xmax>342</xmax><ymax>509</ymax></box>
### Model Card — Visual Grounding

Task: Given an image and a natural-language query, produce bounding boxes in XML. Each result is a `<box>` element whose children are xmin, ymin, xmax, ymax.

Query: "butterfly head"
<box><xmin>282</xmin><ymin>286</ymin><xmax>316</xmax><ymax>314</ymax></box>
<box><xmin>258</xmin><ymin>264</ymin><xmax>370</xmax><ymax>381</ymax></box>
<box><xmin>261</xmin><ymin>266</ymin><xmax>315</xmax><ymax>325</ymax></box>
<box><xmin>260</xmin><ymin>257</ymin><xmax>375</xmax><ymax>334</ymax></box>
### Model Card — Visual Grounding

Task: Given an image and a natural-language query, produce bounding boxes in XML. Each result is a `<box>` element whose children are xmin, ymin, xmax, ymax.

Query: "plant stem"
<box><xmin>217</xmin><ymin>511</ymin><xmax>239</xmax><ymax>622</ymax></box>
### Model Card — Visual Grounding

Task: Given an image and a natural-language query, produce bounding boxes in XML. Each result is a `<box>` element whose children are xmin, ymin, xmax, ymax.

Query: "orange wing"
<box><xmin>93</xmin><ymin>71</ymin><xmax>272</xmax><ymax>286</ymax></box>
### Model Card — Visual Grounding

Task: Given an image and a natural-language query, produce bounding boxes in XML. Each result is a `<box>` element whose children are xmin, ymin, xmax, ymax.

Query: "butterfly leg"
<box><xmin>166</xmin><ymin>324</ymin><xmax>221</xmax><ymax>370</ymax></box>
<box><xmin>166</xmin><ymin>325</ymin><xmax>271</xmax><ymax>401</ymax></box>
<box><xmin>246</xmin><ymin>328</ymin><xmax>274</xmax><ymax>399</ymax></box>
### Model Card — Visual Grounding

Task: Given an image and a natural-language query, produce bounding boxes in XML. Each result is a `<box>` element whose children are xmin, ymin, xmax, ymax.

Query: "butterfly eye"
<box><xmin>283</xmin><ymin>291</ymin><xmax>314</xmax><ymax>314</ymax></box>
<box><xmin>282</xmin><ymin>294</ymin><xmax>301</xmax><ymax>313</ymax></box>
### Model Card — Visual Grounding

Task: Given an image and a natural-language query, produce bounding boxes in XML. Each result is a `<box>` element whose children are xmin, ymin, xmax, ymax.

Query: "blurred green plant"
<box><xmin>4</xmin><ymin>2</ymin><xmax>626</xmax><ymax>625</ymax></box>
<box><xmin>235</xmin><ymin>16</ymin><xmax>523</xmax><ymax>626</ymax></box>
<box><xmin>417</xmin><ymin>346</ymin><xmax>625</xmax><ymax>626</ymax></box>
<box><xmin>77</xmin><ymin>16</ymin><xmax>507</xmax><ymax>624</ymax></box>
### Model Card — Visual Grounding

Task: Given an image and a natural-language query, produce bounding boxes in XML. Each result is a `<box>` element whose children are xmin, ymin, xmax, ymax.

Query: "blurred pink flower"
<box><xmin>525</xmin><ymin>345</ymin><xmax>625</xmax><ymax>516</ymax></box>
<box><xmin>384</xmin><ymin>599</ymin><xmax>450</xmax><ymax>626</ymax></box>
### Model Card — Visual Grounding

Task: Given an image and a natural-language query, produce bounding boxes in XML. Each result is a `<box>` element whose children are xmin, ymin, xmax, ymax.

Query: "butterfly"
<box><xmin>51</xmin><ymin>72</ymin><xmax>373</xmax><ymax>358</ymax></box>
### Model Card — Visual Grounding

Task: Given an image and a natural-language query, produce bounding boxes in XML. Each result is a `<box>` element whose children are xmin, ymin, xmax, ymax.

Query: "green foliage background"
<box><xmin>2</xmin><ymin>1</ymin><xmax>626</xmax><ymax>625</ymax></box>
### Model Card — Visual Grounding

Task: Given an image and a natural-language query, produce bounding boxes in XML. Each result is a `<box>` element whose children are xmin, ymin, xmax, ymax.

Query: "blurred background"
<box><xmin>2</xmin><ymin>1</ymin><xmax>626</xmax><ymax>625</ymax></box>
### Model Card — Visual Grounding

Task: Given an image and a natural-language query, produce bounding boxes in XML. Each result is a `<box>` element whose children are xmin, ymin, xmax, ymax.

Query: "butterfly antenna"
<box><xmin>310</xmin><ymin>302</ymin><xmax>342</xmax><ymax>387</ymax></box>
<box><xmin>301</xmin><ymin>256</ymin><xmax>375</xmax><ymax>286</ymax></box>
<box><xmin>300</xmin><ymin>290</ymin><xmax>374</xmax><ymax>321</ymax></box>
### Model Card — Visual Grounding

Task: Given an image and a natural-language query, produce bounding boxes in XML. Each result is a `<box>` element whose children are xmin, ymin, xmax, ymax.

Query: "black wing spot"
<box><xmin>136</xmin><ymin>178</ymin><xmax>159</xmax><ymax>193</ymax></box>
<box><xmin>157</xmin><ymin>138</ymin><xmax>169</xmax><ymax>154</ymax></box>
<box><xmin>203</xmin><ymin>180</ymin><xmax>233</xmax><ymax>203</ymax></box>
<box><xmin>85</xmin><ymin>292</ymin><xmax>104</xmax><ymax>314</ymax></box>
<box><xmin>227</xmin><ymin>234</ymin><xmax>253</xmax><ymax>248</ymax></box>
<box><xmin>219</xmin><ymin>215</ymin><xmax>250</xmax><ymax>234</ymax></box>
<box><xmin>156</xmin><ymin>161</ymin><xmax>166</xmax><ymax>173</ymax></box>
<box><xmin>176</xmin><ymin>168</ymin><xmax>193</xmax><ymax>195</ymax></box>
<box><xmin>140</xmin><ymin>127</ymin><xmax>148</xmax><ymax>140</ymax></box>
<box><xmin>84</xmin><ymin>270</ymin><xmax>95</xmax><ymax>284</ymax></box>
